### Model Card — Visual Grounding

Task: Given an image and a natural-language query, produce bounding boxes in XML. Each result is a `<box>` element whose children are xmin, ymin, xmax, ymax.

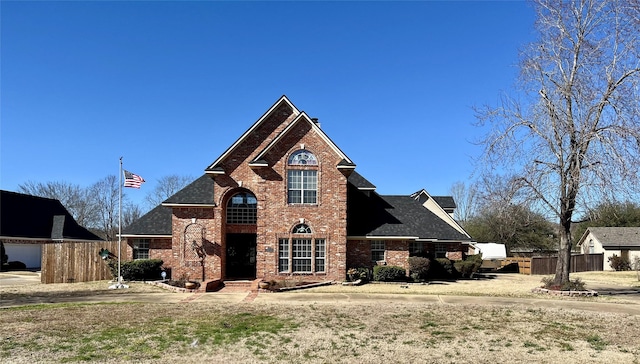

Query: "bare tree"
<box><xmin>144</xmin><ymin>174</ymin><xmax>193</xmax><ymax>209</ymax></box>
<box><xmin>449</xmin><ymin>181</ymin><xmax>480</xmax><ymax>225</ymax></box>
<box><xmin>477</xmin><ymin>0</ymin><xmax>640</xmax><ymax>285</ymax></box>
<box><xmin>18</xmin><ymin>180</ymin><xmax>96</xmax><ymax>227</ymax></box>
<box><xmin>122</xmin><ymin>203</ymin><xmax>143</xmax><ymax>228</ymax></box>
<box><xmin>89</xmin><ymin>175</ymin><xmax>121</xmax><ymax>241</ymax></box>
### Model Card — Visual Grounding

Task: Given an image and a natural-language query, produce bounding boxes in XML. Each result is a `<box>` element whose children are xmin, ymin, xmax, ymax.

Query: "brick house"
<box><xmin>122</xmin><ymin>96</ymin><xmax>473</xmax><ymax>283</ymax></box>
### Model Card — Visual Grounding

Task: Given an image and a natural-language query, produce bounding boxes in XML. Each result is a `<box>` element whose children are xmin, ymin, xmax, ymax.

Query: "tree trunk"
<box><xmin>555</xmin><ymin>221</ymin><xmax>572</xmax><ymax>285</ymax></box>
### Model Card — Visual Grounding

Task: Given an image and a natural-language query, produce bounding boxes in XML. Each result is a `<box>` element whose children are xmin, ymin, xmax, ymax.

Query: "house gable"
<box><xmin>410</xmin><ymin>189</ymin><xmax>469</xmax><ymax>238</ymax></box>
<box><xmin>205</xmin><ymin>95</ymin><xmax>300</xmax><ymax>176</ymax></box>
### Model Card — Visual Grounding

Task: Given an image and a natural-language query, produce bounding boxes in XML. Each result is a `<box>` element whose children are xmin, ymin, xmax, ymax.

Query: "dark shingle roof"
<box><xmin>121</xmin><ymin>204</ymin><xmax>172</xmax><ymax>236</ymax></box>
<box><xmin>586</xmin><ymin>227</ymin><xmax>640</xmax><ymax>248</ymax></box>
<box><xmin>347</xmin><ymin>185</ymin><xmax>470</xmax><ymax>241</ymax></box>
<box><xmin>432</xmin><ymin>196</ymin><xmax>456</xmax><ymax>209</ymax></box>
<box><xmin>162</xmin><ymin>175</ymin><xmax>215</xmax><ymax>205</ymax></box>
<box><xmin>0</xmin><ymin>190</ymin><xmax>103</xmax><ymax>241</ymax></box>
<box><xmin>347</xmin><ymin>171</ymin><xmax>376</xmax><ymax>190</ymax></box>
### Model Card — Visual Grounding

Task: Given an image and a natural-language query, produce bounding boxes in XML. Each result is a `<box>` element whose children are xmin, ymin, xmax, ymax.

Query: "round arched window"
<box><xmin>288</xmin><ymin>150</ymin><xmax>318</xmax><ymax>165</ymax></box>
<box><xmin>226</xmin><ymin>192</ymin><xmax>257</xmax><ymax>224</ymax></box>
<box><xmin>292</xmin><ymin>223</ymin><xmax>312</xmax><ymax>234</ymax></box>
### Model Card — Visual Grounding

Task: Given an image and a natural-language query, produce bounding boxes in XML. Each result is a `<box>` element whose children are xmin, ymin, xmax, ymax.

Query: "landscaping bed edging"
<box><xmin>531</xmin><ymin>287</ymin><xmax>598</xmax><ymax>297</ymax></box>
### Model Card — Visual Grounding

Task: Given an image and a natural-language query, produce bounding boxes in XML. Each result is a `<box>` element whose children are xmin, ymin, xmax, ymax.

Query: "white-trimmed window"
<box><xmin>371</xmin><ymin>240</ymin><xmax>385</xmax><ymax>261</ymax></box>
<box><xmin>287</xmin><ymin>150</ymin><xmax>318</xmax><ymax>204</ymax></box>
<box><xmin>133</xmin><ymin>239</ymin><xmax>150</xmax><ymax>260</ymax></box>
<box><xmin>315</xmin><ymin>239</ymin><xmax>326</xmax><ymax>272</ymax></box>
<box><xmin>278</xmin><ymin>224</ymin><xmax>326</xmax><ymax>273</ymax></box>
<box><xmin>278</xmin><ymin>239</ymin><xmax>289</xmax><ymax>272</ymax></box>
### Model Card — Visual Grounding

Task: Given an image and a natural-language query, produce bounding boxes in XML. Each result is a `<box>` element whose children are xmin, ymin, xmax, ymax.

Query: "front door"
<box><xmin>225</xmin><ymin>233</ymin><xmax>257</xmax><ymax>279</ymax></box>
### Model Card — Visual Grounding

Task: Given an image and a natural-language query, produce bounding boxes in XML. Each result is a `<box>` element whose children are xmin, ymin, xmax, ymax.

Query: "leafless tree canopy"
<box><xmin>18</xmin><ymin>181</ymin><xmax>96</xmax><ymax>227</ymax></box>
<box><xmin>449</xmin><ymin>181</ymin><xmax>480</xmax><ymax>225</ymax></box>
<box><xmin>144</xmin><ymin>174</ymin><xmax>193</xmax><ymax>209</ymax></box>
<box><xmin>476</xmin><ymin>0</ymin><xmax>640</xmax><ymax>284</ymax></box>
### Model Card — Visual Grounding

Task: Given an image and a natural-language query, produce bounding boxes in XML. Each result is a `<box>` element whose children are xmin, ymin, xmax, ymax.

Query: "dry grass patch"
<box><xmin>0</xmin><ymin>280</ymin><xmax>166</xmax><ymax>302</ymax></box>
<box><xmin>305</xmin><ymin>272</ymin><xmax>638</xmax><ymax>299</ymax></box>
<box><xmin>1</xmin><ymin>300</ymin><xmax>639</xmax><ymax>363</ymax></box>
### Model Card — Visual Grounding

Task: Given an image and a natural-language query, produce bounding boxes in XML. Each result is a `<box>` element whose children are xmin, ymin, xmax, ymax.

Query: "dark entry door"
<box><xmin>225</xmin><ymin>233</ymin><xmax>257</xmax><ymax>279</ymax></box>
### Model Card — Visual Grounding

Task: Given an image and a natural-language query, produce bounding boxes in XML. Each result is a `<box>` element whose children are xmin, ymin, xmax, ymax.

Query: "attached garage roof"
<box><xmin>0</xmin><ymin>190</ymin><xmax>103</xmax><ymax>241</ymax></box>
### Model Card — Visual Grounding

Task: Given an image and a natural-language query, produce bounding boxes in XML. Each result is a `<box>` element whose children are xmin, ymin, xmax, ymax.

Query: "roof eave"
<box><xmin>161</xmin><ymin>203</ymin><xmax>217</xmax><ymax>208</ymax></box>
<box><xmin>120</xmin><ymin>234</ymin><xmax>173</xmax><ymax>238</ymax></box>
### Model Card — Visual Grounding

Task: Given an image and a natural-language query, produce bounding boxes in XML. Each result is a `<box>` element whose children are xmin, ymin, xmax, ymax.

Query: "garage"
<box><xmin>4</xmin><ymin>243</ymin><xmax>42</xmax><ymax>269</ymax></box>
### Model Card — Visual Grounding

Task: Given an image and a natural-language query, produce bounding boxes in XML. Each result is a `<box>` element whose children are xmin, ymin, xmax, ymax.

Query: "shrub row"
<box><xmin>107</xmin><ymin>259</ymin><xmax>164</xmax><ymax>281</ymax></box>
<box><xmin>373</xmin><ymin>265</ymin><xmax>407</xmax><ymax>282</ymax></box>
<box><xmin>409</xmin><ymin>254</ymin><xmax>484</xmax><ymax>281</ymax></box>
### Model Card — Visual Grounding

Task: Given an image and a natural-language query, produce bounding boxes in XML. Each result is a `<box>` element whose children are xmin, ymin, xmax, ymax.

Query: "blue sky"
<box><xmin>1</xmin><ymin>0</ymin><xmax>536</xmax><ymax>209</ymax></box>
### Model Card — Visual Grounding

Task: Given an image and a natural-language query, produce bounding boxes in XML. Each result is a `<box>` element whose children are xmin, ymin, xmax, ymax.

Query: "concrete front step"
<box><xmin>216</xmin><ymin>279</ymin><xmax>260</xmax><ymax>292</ymax></box>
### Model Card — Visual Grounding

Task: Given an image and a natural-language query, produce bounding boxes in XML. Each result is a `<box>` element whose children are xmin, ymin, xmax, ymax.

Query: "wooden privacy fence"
<box><xmin>501</xmin><ymin>253</ymin><xmax>604</xmax><ymax>275</ymax></box>
<box><xmin>41</xmin><ymin>240</ymin><xmax>119</xmax><ymax>284</ymax></box>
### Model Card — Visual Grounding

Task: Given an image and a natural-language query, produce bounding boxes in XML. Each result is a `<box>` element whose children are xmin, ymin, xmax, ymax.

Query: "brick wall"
<box><xmin>347</xmin><ymin>239</ymin><xmax>411</xmax><ymax>276</ymax></box>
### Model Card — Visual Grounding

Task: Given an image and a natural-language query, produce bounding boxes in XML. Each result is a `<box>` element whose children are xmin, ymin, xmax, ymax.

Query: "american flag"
<box><xmin>124</xmin><ymin>170</ymin><xmax>145</xmax><ymax>188</ymax></box>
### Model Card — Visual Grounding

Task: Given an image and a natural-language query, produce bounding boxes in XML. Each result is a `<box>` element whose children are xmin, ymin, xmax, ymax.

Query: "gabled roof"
<box><xmin>206</xmin><ymin>95</ymin><xmax>300</xmax><ymax>173</ymax></box>
<box><xmin>432</xmin><ymin>196</ymin><xmax>456</xmax><ymax>209</ymax></box>
<box><xmin>347</xmin><ymin>184</ymin><xmax>471</xmax><ymax>241</ymax></box>
<box><xmin>162</xmin><ymin>175</ymin><xmax>215</xmax><ymax>206</ymax></box>
<box><xmin>577</xmin><ymin>227</ymin><xmax>640</xmax><ymax>248</ymax></box>
<box><xmin>250</xmin><ymin>111</ymin><xmax>354</xmax><ymax>167</ymax></box>
<box><xmin>121</xmin><ymin>204</ymin><xmax>172</xmax><ymax>237</ymax></box>
<box><xmin>410</xmin><ymin>189</ymin><xmax>456</xmax><ymax>209</ymax></box>
<box><xmin>347</xmin><ymin>171</ymin><xmax>376</xmax><ymax>190</ymax></box>
<box><xmin>0</xmin><ymin>190</ymin><xmax>103</xmax><ymax>241</ymax></box>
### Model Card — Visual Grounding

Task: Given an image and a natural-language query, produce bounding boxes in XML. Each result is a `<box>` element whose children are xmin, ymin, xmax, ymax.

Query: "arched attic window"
<box><xmin>287</xmin><ymin>150</ymin><xmax>318</xmax><ymax>204</ymax></box>
<box><xmin>226</xmin><ymin>191</ymin><xmax>257</xmax><ymax>224</ymax></box>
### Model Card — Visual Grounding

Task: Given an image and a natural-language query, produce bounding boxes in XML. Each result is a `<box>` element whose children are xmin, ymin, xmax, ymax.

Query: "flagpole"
<box><xmin>110</xmin><ymin>157</ymin><xmax>128</xmax><ymax>289</ymax></box>
<box><xmin>118</xmin><ymin>157</ymin><xmax>122</xmax><ymax>287</ymax></box>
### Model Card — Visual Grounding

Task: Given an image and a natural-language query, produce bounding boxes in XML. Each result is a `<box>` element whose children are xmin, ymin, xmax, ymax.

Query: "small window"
<box><xmin>278</xmin><ymin>238</ymin><xmax>289</xmax><ymax>273</ymax></box>
<box><xmin>435</xmin><ymin>243</ymin><xmax>447</xmax><ymax>259</ymax></box>
<box><xmin>133</xmin><ymin>239</ymin><xmax>150</xmax><ymax>260</ymax></box>
<box><xmin>315</xmin><ymin>239</ymin><xmax>326</xmax><ymax>272</ymax></box>
<box><xmin>292</xmin><ymin>223</ymin><xmax>312</xmax><ymax>234</ymax></box>
<box><xmin>288</xmin><ymin>150</ymin><xmax>318</xmax><ymax>165</ymax></box>
<box><xmin>371</xmin><ymin>241</ymin><xmax>385</xmax><ymax>261</ymax></box>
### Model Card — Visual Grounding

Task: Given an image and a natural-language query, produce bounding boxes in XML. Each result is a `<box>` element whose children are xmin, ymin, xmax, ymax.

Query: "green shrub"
<box><xmin>373</xmin><ymin>265</ymin><xmax>407</xmax><ymax>282</ymax></box>
<box><xmin>608</xmin><ymin>254</ymin><xmax>631</xmax><ymax>271</ymax></box>
<box><xmin>429</xmin><ymin>258</ymin><xmax>456</xmax><ymax>279</ymax></box>
<box><xmin>108</xmin><ymin>259</ymin><xmax>164</xmax><ymax>281</ymax></box>
<box><xmin>454</xmin><ymin>254</ymin><xmax>483</xmax><ymax>278</ymax></box>
<box><xmin>347</xmin><ymin>267</ymin><xmax>371</xmax><ymax>282</ymax></box>
<box><xmin>408</xmin><ymin>256</ymin><xmax>431</xmax><ymax>282</ymax></box>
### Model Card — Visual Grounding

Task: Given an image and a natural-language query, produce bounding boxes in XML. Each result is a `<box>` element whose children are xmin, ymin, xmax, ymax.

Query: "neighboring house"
<box><xmin>122</xmin><ymin>96</ymin><xmax>474</xmax><ymax>283</ymax></box>
<box><xmin>577</xmin><ymin>227</ymin><xmax>640</xmax><ymax>270</ymax></box>
<box><xmin>0</xmin><ymin>190</ymin><xmax>103</xmax><ymax>269</ymax></box>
